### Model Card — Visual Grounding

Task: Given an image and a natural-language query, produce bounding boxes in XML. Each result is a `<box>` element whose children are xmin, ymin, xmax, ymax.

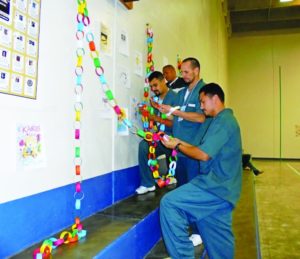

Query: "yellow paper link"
<box><xmin>77</xmin><ymin>56</ymin><xmax>83</xmax><ymax>67</ymax></box>
<box><xmin>75</xmin><ymin>111</ymin><xmax>81</xmax><ymax>121</ymax></box>
<box><xmin>78</xmin><ymin>5</ymin><xmax>85</xmax><ymax>14</ymax></box>
<box><xmin>152</xmin><ymin>170</ymin><xmax>159</xmax><ymax>178</ymax></box>
<box><xmin>119</xmin><ymin>108</ymin><xmax>126</xmax><ymax>120</ymax></box>
<box><xmin>60</xmin><ymin>231</ymin><xmax>72</xmax><ymax>244</ymax></box>
<box><xmin>149</xmin><ymin>146</ymin><xmax>155</xmax><ymax>154</ymax></box>
<box><xmin>40</xmin><ymin>241</ymin><xmax>52</xmax><ymax>254</ymax></box>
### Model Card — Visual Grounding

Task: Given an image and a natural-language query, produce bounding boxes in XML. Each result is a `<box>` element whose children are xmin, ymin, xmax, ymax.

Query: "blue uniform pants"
<box><xmin>160</xmin><ymin>182</ymin><xmax>234</xmax><ymax>259</ymax></box>
<box><xmin>176</xmin><ymin>156</ymin><xmax>200</xmax><ymax>187</ymax></box>
<box><xmin>138</xmin><ymin>140</ymin><xmax>172</xmax><ymax>187</ymax></box>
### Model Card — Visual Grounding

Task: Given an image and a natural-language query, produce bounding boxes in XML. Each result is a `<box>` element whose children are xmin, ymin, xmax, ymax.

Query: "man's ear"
<box><xmin>212</xmin><ymin>94</ymin><xmax>219</xmax><ymax>103</ymax></box>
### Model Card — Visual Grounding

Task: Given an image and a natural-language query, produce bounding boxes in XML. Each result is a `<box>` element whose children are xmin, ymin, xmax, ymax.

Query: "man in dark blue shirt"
<box><xmin>136</xmin><ymin>71</ymin><xmax>177</xmax><ymax>195</ymax></box>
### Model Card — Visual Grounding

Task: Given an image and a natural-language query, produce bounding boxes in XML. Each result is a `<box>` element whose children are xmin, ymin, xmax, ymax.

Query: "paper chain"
<box><xmin>33</xmin><ymin>1</ymin><xmax>177</xmax><ymax>257</ymax></box>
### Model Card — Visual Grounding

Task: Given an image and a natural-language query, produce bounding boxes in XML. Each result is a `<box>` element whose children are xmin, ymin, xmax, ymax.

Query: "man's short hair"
<box><xmin>199</xmin><ymin>83</ymin><xmax>225</xmax><ymax>103</ymax></box>
<box><xmin>148</xmin><ymin>71</ymin><xmax>165</xmax><ymax>82</ymax></box>
<box><xmin>162</xmin><ymin>64</ymin><xmax>176</xmax><ymax>71</ymax></box>
<box><xmin>182</xmin><ymin>57</ymin><xmax>200</xmax><ymax>69</ymax></box>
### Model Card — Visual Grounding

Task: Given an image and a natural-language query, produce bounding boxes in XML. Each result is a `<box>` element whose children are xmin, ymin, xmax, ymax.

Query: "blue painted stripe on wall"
<box><xmin>113</xmin><ymin>165</ymin><xmax>140</xmax><ymax>202</ymax></box>
<box><xmin>94</xmin><ymin>208</ymin><xmax>161</xmax><ymax>259</ymax></box>
<box><xmin>0</xmin><ymin>166</ymin><xmax>139</xmax><ymax>258</ymax></box>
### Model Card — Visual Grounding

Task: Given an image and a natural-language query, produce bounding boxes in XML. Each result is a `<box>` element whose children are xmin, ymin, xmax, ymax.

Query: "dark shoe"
<box><xmin>254</xmin><ymin>170</ymin><xmax>264</xmax><ymax>176</ymax></box>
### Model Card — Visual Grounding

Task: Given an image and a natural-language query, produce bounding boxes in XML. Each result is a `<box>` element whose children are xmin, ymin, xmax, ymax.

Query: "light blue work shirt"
<box><xmin>173</xmin><ymin>79</ymin><xmax>206</xmax><ymax>146</ymax></box>
<box><xmin>157</xmin><ymin>89</ymin><xmax>177</xmax><ymax>135</ymax></box>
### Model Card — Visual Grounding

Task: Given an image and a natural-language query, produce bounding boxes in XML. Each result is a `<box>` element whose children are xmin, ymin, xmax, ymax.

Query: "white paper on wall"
<box><xmin>100</xmin><ymin>22</ymin><xmax>112</xmax><ymax>56</ymax></box>
<box><xmin>118</xmin><ymin>28</ymin><xmax>129</xmax><ymax>56</ymax></box>
<box><xmin>134</xmin><ymin>50</ymin><xmax>143</xmax><ymax>77</ymax></box>
<box><xmin>117</xmin><ymin>65</ymin><xmax>131</xmax><ymax>89</ymax></box>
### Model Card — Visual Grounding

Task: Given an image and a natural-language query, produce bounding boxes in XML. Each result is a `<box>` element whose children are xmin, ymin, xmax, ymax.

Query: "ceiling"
<box><xmin>227</xmin><ymin>0</ymin><xmax>300</xmax><ymax>35</ymax></box>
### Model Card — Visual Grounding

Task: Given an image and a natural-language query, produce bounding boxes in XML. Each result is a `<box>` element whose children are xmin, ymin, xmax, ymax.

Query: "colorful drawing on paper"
<box><xmin>17</xmin><ymin>123</ymin><xmax>46</xmax><ymax>169</ymax></box>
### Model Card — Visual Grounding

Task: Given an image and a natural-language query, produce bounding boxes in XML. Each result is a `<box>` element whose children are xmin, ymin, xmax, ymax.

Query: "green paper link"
<box><xmin>93</xmin><ymin>58</ymin><xmax>101</xmax><ymax>68</ymax></box>
<box><xmin>150</xmin><ymin>107</ymin><xmax>154</xmax><ymax>115</ymax></box>
<box><xmin>151</xmin><ymin>160</ymin><xmax>158</xmax><ymax>166</ymax></box>
<box><xmin>105</xmin><ymin>90</ymin><xmax>114</xmax><ymax>100</ymax></box>
<box><xmin>137</xmin><ymin>129</ymin><xmax>146</xmax><ymax>138</ymax></box>
<box><xmin>75</xmin><ymin>147</ymin><xmax>80</xmax><ymax>157</ymax></box>
<box><xmin>84</xmin><ymin>8</ymin><xmax>89</xmax><ymax>17</ymax></box>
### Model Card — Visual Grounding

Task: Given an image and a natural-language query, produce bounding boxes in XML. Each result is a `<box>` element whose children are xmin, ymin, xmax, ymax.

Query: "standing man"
<box><xmin>160</xmin><ymin>58</ymin><xmax>208</xmax><ymax>246</ymax></box>
<box><xmin>163</xmin><ymin>64</ymin><xmax>186</xmax><ymax>92</ymax></box>
<box><xmin>160</xmin><ymin>57</ymin><xmax>207</xmax><ymax>187</ymax></box>
<box><xmin>135</xmin><ymin>71</ymin><xmax>177</xmax><ymax>195</ymax></box>
<box><xmin>161</xmin><ymin>83</ymin><xmax>243</xmax><ymax>259</ymax></box>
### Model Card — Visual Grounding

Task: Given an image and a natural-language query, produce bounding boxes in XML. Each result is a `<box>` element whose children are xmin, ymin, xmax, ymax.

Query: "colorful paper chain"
<box><xmin>140</xmin><ymin>24</ymin><xmax>154</xmax><ymax>131</ymax></box>
<box><xmin>32</xmin><ymin>1</ymin><xmax>91</xmax><ymax>258</ymax></box>
<box><xmin>139</xmin><ymin>96</ymin><xmax>177</xmax><ymax>187</ymax></box>
<box><xmin>137</xmin><ymin>127</ymin><xmax>178</xmax><ymax>188</ymax></box>
<box><xmin>177</xmin><ymin>54</ymin><xmax>182</xmax><ymax>76</ymax></box>
<box><xmin>143</xmin><ymin>24</ymin><xmax>154</xmax><ymax>106</ymax></box>
<box><xmin>33</xmin><ymin>2</ymin><xmax>176</xmax><ymax>257</ymax></box>
<box><xmin>139</xmin><ymin>25</ymin><xmax>177</xmax><ymax>186</ymax></box>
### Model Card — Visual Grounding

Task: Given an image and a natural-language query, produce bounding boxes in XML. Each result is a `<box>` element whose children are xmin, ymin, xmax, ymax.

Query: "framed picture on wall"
<box><xmin>0</xmin><ymin>0</ymin><xmax>41</xmax><ymax>99</ymax></box>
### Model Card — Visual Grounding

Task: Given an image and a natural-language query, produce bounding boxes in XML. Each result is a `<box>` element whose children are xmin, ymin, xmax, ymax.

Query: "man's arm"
<box><xmin>159</xmin><ymin>104</ymin><xmax>205</xmax><ymax>123</ymax></box>
<box><xmin>148</xmin><ymin>113</ymin><xmax>173</xmax><ymax>128</ymax></box>
<box><xmin>162</xmin><ymin>137</ymin><xmax>210</xmax><ymax>161</ymax></box>
<box><xmin>172</xmin><ymin>109</ymin><xmax>205</xmax><ymax>123</ymax></box>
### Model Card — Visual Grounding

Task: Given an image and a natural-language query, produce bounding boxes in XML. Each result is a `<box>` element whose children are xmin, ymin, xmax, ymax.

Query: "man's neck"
<box><xmin>160</xmin><ymin>88</ymin><xmax>169</xmax><ymax>99</ymax></box>
<box><xmin>188</xmin><ymin>77</ymin><xmax>201</xmax><ymax>90</ymax></box>
<box><xmin>213</xmin><ymin>106</ymin><xmax>225</xmax><ymax>117</ymax></box>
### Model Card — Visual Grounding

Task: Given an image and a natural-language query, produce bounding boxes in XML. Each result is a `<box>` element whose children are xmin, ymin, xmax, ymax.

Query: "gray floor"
<box><xmin>11</xmin><ymin>160</ymin><xmax>300</xmax><ymax>259</ymax></box>
<box><xmin>254</xmin><ymin>159</ymin><xmax>300</xmax><ymax>259</ymax></box>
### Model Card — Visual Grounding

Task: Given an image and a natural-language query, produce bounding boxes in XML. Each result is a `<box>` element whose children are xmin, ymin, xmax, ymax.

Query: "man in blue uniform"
<box><xmin>160</xmin><ymin>58</ymin><xmax>207</xmax><ymax>188</ymax></box>
<box><xmin>160</xmin><ymin>57</ymin><xmax>208</xmax><ymax>246</ymax></box>
<box><xmin>161</xmin><ymin>83</ymin><xmax>242</xmax><ymax>259</ymax></box>
<box><xmin>135</xmin><ymin>71</ymin><xmax>177</xmax><ymax>195</ymax></box>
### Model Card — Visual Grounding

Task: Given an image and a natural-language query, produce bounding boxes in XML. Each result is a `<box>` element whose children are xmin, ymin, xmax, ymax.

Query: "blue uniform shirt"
<box><xmin>191</xmin><ymin>108</ymin><xmax>243</xmax><ymax>207</ymax></box>
<box><xmin>173</xmin><ymin>79</ymin><xmax>206</xmax><ymax>146</ymax></box>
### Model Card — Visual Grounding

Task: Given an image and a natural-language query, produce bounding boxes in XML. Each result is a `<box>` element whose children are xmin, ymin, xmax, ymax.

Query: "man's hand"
<box><xmin>159</xmin><ymin>104</ymin><xmax>171</xmax><ymax>114</ymax></box>
<box><xmin>161</xmin><ymin>137</ymin><xmax>180</xmax><ymax>149</ymax></box>
<box><xmin>150</xmin><ymin>98</ymin><xmax>160</xmax><ymax>109</ymax></box>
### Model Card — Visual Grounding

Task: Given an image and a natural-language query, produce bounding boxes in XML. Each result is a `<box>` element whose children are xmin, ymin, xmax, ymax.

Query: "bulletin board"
<box><xmin>0</xmin><ymin>0</ymin><xmax>41</xmax><ymax>99</ymax></box>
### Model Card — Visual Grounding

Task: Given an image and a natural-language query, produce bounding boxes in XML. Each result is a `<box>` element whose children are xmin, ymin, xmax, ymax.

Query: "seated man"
<box><xmin>135</xmin><ymin>71</ymin><xmax>177</xmax><ymax>195</ymax></box>
<box><xmin>160</xmin><ymin>83</ymin><xmax>242</xmax><ymax>258</ymax></box>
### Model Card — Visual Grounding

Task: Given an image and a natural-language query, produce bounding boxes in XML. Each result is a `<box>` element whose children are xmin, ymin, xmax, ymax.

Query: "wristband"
<box><xmin>166</xmin><ymin>106</ymin><xmax>180</xmax><ymax>116</ymax></box>
<box><xmin>175</xmin><ymin>143</ymin><xmax>181</xmax><ymax>152</ymax></box>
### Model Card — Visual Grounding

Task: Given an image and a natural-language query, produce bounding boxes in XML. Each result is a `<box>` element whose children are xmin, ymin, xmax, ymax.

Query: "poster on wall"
<box><xmin>117</xmin><ymin>108</ymin><xmax>129</xmax><ymax>136</ymax></box>
<box><xmin>100</xmin><ymin>22</ymin><xmax>112</xmax><ymax>55</ymax></box>
<box><xmin>118</xmin><ymin>28</ymin><xmax>129</xmax><ymax>56</ymax></box>
<box><xmin>0</xmin><ymin>0</ymin><xmax>41</xmax><ymax>99</ymax></box>
<box><xmin>133</xmin><ymin>50</ymin><xmax>143</xmax><ymax>76</ymax></box>
<box><xmin>117</xmin><ymin>65</ymin><xmax>130</xmax><ymax>89</ymax></box>
<box><xmin>16</xmin><ymin>123</ymin><xmax>46</xmax><ymax>170</ymax></box>
<box><xmin>129</xmin><ymin>96</ymin><xmax>141</xmax><ymax>128</ymax></box>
